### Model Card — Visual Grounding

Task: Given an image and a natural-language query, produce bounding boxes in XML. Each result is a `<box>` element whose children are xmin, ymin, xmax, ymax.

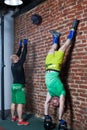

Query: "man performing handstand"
<box><xmin>44</xmin><ymin>19</ymin><xmax>79</xmax><ymax>130</ymax></box>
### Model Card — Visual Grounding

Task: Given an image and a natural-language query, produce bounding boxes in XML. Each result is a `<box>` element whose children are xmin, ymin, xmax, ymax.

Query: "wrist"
<box><xmin>19</xmin><ymin>40</ymin><xmax>22</xmax><ymax>46</ymax></box>
<box><xmin>23</xmin><ymin>39</ymin><xmax>28</xmax><ymax>45</ymax></box>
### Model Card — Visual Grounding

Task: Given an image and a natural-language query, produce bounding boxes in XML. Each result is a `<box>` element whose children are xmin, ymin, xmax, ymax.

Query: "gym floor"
<box><xmin>0</xmin><ymin>114</ymin><xmax>59</xmax><ymax>130</ymax></box>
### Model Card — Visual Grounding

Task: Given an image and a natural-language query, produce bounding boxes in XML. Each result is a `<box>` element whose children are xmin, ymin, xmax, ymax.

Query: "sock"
<box><xmin>53</xmin><ymin>36</ymin><xmax>59</xmax><ymax>44</ymax></box>
<box><xmin>67</xmin><ymin>29</ymin><xmax>75</xmax><ymax>40</ymax></box>
<box><xmin>59</xmin><ymin>119</ymin><xmax>66</xmax><ymax>125</ymax></box>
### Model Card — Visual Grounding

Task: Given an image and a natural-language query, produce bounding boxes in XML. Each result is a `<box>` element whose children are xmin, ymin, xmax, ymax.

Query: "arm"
<box><xmin>16</xmin><ymin>40</ymin><xmax>22</xmax><ymax>57</ymax></box>
<box><xmin>16</xmin><ymin>46</ymin><xmax>22</xmax><ymax>57</ymax></box>
<box><xmin>19</xmin><ymin>39</ymin><xmax>28</xmax><ymax>64</ymax></box>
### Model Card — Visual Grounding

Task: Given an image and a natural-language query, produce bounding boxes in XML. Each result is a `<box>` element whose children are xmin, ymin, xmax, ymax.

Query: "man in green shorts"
<box><xmin>44</xmin><ymin>19</ymin><xmax>79</xmax><ymax>130</ymax></box>
<box><xmin>10</xmin><ymin>39</ymin><xmax>29</xmax><ymax>125</ymax></box>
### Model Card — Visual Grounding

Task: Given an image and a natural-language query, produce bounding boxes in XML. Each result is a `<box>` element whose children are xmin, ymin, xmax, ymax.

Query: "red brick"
<box><xmin>14</xmin><ymin>0</ymin><xmax>87</xmax><ymax>129</ymax></box>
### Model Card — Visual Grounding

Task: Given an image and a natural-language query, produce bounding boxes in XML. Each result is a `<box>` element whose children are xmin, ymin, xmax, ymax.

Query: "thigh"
<box><xmin>48</xmin><ymin>77</ymin><xmax>65</xmax><ymax>97</ymax></box>
<box><xmin>56</xmin><ymin>78</ymin><xmax>66</xmax><ymax>97</ymax></box>
<box><xmin>11</xmin><ymin>89</ymin><xmax>16</xmax><ymax>103</ymax></box>
<box><xmin>16</xmin><ymin>88</ymin><xmax>26</xmax><ymax>104</ymax></box>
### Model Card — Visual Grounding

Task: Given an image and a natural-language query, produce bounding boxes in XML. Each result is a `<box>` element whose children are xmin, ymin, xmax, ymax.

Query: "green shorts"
<box><xmin>45</xmin><ymin>71</ymin><xmax>66</xmax><ymax>97</ymax></box>
<box><xmin>11</xmin><ymin>84</ymin><xmax>26</xmax><ymax>104</ymax></box>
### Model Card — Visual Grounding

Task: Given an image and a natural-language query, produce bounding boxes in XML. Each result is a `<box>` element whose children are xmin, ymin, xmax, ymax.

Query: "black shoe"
<box><xmin>72</xmin><ymin>19</ymin><xmax>79</xmax><ymax>30</ymax></box>
<box><xmin>44</xmin><ymin>115</ymin><xmax>56</xmax><ymax>130</ymax></box>
<box><xmin>44</xmin><ymin>121</ymin><xmax>56</xmax><ymax>130</ymax></box>
<box><xmin>50</xmin><ymin>30</ymin><xmax>61</xmax><ymax>37</ymax></box>
<box><xmin>44</xmin><ymin>115</ymin><xmax>52</xmax><ymax>122</ymax></box>
<box><xmin>58</xmin><ymin>124</ymin><xmax>67</xmax><ymax>130</ymax></box>
<box><xmin>58</xmin><ymin>120</ymin><xmax>67</xmax><ymax>130</ymax></box>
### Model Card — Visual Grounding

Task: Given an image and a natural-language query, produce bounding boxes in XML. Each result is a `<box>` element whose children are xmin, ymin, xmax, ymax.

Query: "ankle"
<box><xmin>59</xmin><ymin>119</ymin><xmax>66</xmax><ymax>124</ymax></box>
<box><xmin>67</xmin><ymin>29</ymin><xmax>75</xmax><ymax>40</ymax></box>
<box><xmin>53</xmin><ymin>36</ymin><xmax>59</xmax><ymax>44</ymax></box>
<box><xmin>44</xmin><ymin>115</ymin><xmax>50</xmax><ymax>118</ymax></box>
<box><xmin>18</xmin><ymin>119</ymin><xmax>23</xmax><ymax>122</ymax></box>
<box><xmin>44</xmin><ymin>115</ymin><xmax>52</xmax><ymax>122</ymax></box>
<box><xmin>12</xmin><ymin>115</ymin><xmax>16</xmax><ymax>118</ymax></box>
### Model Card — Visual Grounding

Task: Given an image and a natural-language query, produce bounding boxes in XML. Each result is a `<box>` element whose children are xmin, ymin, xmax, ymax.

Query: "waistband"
<box><xmin>46</xmin><ymin>69</ymin><xmax>60</xmax><ymax>73</ymax></box>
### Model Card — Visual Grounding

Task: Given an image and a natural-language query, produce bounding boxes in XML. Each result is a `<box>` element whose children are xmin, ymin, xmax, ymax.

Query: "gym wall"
<box><xmin>14</xmin><ymin>0</ymin><xmax>87</xmax><ymax>130</ymax></box>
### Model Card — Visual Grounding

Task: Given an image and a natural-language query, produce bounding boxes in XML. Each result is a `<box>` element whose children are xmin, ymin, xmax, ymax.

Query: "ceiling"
<box><xmin>0</xmin><ymin>0</ymin><xmax>33</xmax><ymax>10</ymax></box>
<box><xmin>0</xmin><ymin>0</ymin><xmax>46</xmax><ymax>16</ymax></box>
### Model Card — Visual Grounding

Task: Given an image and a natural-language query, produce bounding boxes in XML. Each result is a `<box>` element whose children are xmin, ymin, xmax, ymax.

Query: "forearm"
<box><xmin>22</xmin><ymin>44</ymin><xmax>27</xmax><ymax>56</ymax></box>
<box><xmin>16</xmin><ymin>46</ymin><xmax>22</xmax><ymax>57</ymax></box>
<box><xmin>20</xmin><ymin>44</ymin><xmax>27</xmax><ymax>63</ymax></box>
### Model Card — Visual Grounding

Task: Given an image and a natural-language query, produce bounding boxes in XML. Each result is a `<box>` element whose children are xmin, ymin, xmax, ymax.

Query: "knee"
<box><xmin>48</xmin><ymin>44</ymin><xmax>58</xmax><ymax>54</ymax></box>
<box><xmin>51</xmin><ymin>44</ymin><xmax>58</xmax><ymax>51</ymax></box>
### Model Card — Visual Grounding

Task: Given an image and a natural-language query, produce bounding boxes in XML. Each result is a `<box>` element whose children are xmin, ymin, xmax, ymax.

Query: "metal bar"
<box><xmin>1</xmin><ymin>13</ymin><xmax>5</xmax><ymax>120</ymax></box>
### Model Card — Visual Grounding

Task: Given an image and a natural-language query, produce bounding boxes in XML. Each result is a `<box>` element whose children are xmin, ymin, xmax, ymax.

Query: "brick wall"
<box><xmin>14</xmin><ymin>0</ymin><xmax>87</xmax><ymax>129</ymax></box>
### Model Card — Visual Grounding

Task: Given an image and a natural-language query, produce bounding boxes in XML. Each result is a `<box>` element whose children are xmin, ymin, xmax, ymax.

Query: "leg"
<box><xmin>48</xmin><ymin>44</ymin><xmax>58</xmax><ymax>54</ymax></box>
<box><xmin>58</xmin><ymin>28</ymin><xmax>76</xmax><ymax>53</ymax></box>
<box><xmin>44</xmin><ymin>92</ymin><xmax>56</xmax><ymax>130</ymax></box>
<box><xmin>58</xmin><ymin>95</ymin><xmax>67</xmax><ymax>130</ymax></box>
<box><xmin>16</xmin><ymin>87</ymin><xmax>29</xmax><ymax>125</ymax></box>
<box><xmin>58</xmin><ymin>19</ymin><xmax>79</xmax><ymax>53</ymax></box>
<box><xmin>11</xmin><ymin>85</ymin><xmax>17</xmax><ymax>121</ymax></box>
<box><xmin>17</xmin><ymin>104</ymin><xmax>23</xmax><ymax>121</ymax></box>
<box><xmin>11</xmin><ymin>103</ymin><xmax>16</xmax><ymax>119</ymax></box>
<box><xmin>48</xmin><ymin>30</ymin><xmax>61</xmax><ymax>54</ymax></box>
<box><xmin>17</xmin><ymin>103</ymin><xmax>30</xmax><ymax>125</ymax></box>
<box><xmin>58</xmin><ymin>39</ymin><xmax>71</xmax><ymax>53</ymax></box>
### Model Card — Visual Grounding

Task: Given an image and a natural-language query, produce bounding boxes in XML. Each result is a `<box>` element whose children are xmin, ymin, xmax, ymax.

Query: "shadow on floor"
<box><xmin>0</xmin><ymin>114</ymin><xmax>57</xmax><ymax>130</ymax></box>
<box><xmin>0</xmin><ymin>114</ymin><xmax>72</xmax><ymax>130</ymax></box>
